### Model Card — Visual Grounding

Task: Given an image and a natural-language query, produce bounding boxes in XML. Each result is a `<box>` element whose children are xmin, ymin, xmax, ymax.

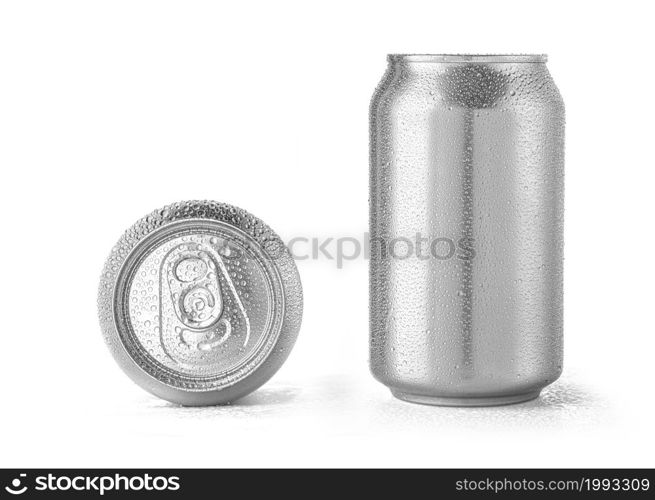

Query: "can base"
<box><xmin>390</xmin><ymin>389</ymin><xmax>541</xmax><ymax>407</ymax></box>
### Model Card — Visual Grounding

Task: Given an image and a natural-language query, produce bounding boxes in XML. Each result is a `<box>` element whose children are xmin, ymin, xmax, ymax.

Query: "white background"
<box><xmin>1</xmin><ymin>0</ymin><xmax>653</xmax><ymax>468</ymax></box>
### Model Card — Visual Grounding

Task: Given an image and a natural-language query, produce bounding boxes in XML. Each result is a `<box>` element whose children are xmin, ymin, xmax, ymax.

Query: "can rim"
<box><xmin>388</xmin><ymin>54</ymin><xmax>547</xmax><ymax>63</ymax></box>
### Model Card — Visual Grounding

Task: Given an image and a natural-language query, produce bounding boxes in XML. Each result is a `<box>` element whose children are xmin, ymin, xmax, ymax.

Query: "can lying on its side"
<box><xmin>369</xmin><ymin>54</ymin><xmax>565</xmax><ymax>406</ymax></box>
<box><xmin>98</xmin><ymin>200</ymin><xmax>303</xmax><ymax>406</ymax></box>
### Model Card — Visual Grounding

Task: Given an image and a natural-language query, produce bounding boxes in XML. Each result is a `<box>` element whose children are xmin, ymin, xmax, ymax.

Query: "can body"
<box><xmin>369</xmin><ymin>54</ymin><xmax>565</xmax><ymax>406</ymax></box>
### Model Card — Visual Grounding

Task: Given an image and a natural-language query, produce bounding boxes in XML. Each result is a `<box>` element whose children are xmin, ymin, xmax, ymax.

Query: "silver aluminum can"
<box><xmin>98</xmin><ymin>200</ymin><xmax>303</xmax><ymax>406</ymax></box>
<box><xmin>369</xmin><ymin>54</ymin><xmax>564</xmax><ymax>406</ymax></box>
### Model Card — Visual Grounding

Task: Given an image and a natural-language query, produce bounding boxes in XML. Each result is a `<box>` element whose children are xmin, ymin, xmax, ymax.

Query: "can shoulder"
<box><xmin>370</xmin><ymin>63</ymin><xmax>565</xmax><ymax>115</ymax></box>
<box><xmin>369</xmin><ymin>66</ymin><xmax>399</xmax><ymax>115</ymax></box>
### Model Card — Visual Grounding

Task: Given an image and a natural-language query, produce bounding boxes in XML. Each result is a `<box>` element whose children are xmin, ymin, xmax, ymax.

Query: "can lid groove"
<box><xmin>388</xmin><ymin>54</ymin><xmax>547</xmax><ymax>63</ymax></box>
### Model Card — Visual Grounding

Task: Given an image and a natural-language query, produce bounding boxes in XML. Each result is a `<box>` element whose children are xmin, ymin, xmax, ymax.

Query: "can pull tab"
<box><xmin>175</xmin><ymin>257</ymin><xmax>223</xmax><ymax>329</ymax></box>
<box><xmin>159</xmin><ymin>241</ymin><xmax>251</xmax><ymax>368</ymax></box>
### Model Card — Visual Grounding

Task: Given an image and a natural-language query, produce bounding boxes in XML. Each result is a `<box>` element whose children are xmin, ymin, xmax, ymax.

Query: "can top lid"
<box><xmin>389</xmin><ymin>54</ymin><xmax>547</xmax><ymax>63</ymax></box>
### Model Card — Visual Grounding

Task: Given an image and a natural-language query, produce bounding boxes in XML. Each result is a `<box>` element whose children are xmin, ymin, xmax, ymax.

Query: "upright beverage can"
<box><xmin>369</xmin><ymin>54</ymin><xmax>565</xmax><ymax>406</ymax></box>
